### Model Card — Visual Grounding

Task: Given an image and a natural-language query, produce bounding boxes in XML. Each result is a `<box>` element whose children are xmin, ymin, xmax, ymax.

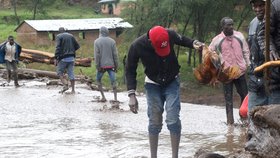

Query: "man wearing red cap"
<box><xmin>126</xmin><ymin>25</ymin><xmax>203</xmax><ymax>158</ymax></box>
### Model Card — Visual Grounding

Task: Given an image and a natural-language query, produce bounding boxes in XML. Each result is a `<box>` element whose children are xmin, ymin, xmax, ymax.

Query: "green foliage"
<box><xmin>0</xmin><ymin>0</ymin><xmax>256</xmax><ymax>93</ymax></box>
<box><xmin>121</xmin><ymin>0</ymin><xmax>255</xmax><ymax>42</ymax></box>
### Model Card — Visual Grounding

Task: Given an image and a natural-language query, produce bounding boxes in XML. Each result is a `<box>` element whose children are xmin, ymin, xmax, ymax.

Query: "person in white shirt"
<box><xmin>0</xmin><ymin>36</ymin><xmax>22</xmax><ymax>87</ymax></box>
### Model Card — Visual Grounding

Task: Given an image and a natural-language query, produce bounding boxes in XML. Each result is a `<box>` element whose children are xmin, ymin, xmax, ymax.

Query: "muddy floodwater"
<box><xmin>0</xmin><ymin>79</ymin><xmax>247</xmax><ymax>158</ymax></box>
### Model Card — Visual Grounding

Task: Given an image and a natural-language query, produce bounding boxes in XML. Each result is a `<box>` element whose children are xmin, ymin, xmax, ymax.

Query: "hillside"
<box><xmin>0</xmin><ymin>0</ymin><xmax>243</xmax><ymax>107</ymax></box>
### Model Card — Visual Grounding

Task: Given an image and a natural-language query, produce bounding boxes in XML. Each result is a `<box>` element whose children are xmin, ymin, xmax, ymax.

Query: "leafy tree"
<box><xmin>121</xmin><ymin>0</ymin><xmax>255</xmax><ymax>65</ymax></box>
<box><xmin>20</xmin><ymin>0</ymin><xmax>56</xmax><ymax>20</ymax></box>
<box><xmin>11</xmin><ymin>0</ymin><xmax>20</xmax><ymax>24</ymax></box>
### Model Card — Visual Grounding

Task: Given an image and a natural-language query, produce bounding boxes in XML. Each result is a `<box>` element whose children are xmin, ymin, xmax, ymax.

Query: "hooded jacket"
<box><xmin>94</xmin><ymin>26</ymin><xmax>118</xmax><ymax>70</ymax></box>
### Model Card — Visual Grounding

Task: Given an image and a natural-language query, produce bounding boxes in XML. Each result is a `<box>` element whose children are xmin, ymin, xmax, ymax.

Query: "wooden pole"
<box><xmin>265</xmin><ymin>0</ymin><xmax>271</xmax><ymax>91</ymax></box>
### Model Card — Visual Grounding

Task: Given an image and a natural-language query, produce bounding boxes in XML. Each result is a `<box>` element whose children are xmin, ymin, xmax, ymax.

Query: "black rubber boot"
<box><xmin>70</xmin><ymin>80</ymin><xmax>75</xmax><ymax>94</ymax></box>
<box><xmin>149</xmin><ymin>134</ymin><xmax>158</xmax><ymax>158</ymax></box>
<box><xmin>113</xmin><ymin>84</ymin><xmax>117</xmax><ymax>101</ymax></box>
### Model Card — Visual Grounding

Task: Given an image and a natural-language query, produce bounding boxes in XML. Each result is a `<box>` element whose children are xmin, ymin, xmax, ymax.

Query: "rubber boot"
<box><xmin>59</xmin><ymin>76</ymin><xmax>69</xmax><ymax>93</ymax></box>
<box><xmin>13</xmin><ymin>71</ymin><xmax>19</xmax><ymax>87</ymax></box>
<box><xmin>70</xmin><ymin>79</ymin><xmax>75</xmax><ymax>94</ymax></box>
<box><xmin>97</xmin><ymin>81</ymin><xmax>106</xmax><ymax>102</ymax></box>
<box><xmin>226</xmin><ymin>103</ymin><xmax>234</xmax><ymax>124</ymax></box>
<box><xmin>149</xmin><ymin>134</ymin><xmax>159</xmax><ymax>158</ymax></box>
<box><xmin>170</xmin><ymin>133</ymin><xmax>180</xmax><ymax>158</ymax></box>
<box><xmin>113</xmin><ymin>85</ymin><xmax>117</xmax><ymax>101</ymax></box>
<box><xmin>6</xmin><ymin>70</ymin><xmax>11</xmax><ymax>83</ymax></box>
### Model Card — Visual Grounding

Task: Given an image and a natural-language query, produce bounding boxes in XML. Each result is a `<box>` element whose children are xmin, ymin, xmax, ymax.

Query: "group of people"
<box><xmin>54</xmin><ymin>26</ymin><xmax>119</xmax><ymax>103</ymax></box>
<box><xmin>247</xmin><ymin>0</ymin><xmax>280</xmax><ymax>115</ymax></box>
<box><xmin>126</xmin><ymin>0</ymin><xmax>280</xmax><ymax>157</ymax></box>
<box><xmin>1</xmin><ymin>0</ymin><xmax>280</xmax><ymax>157</ymax></box>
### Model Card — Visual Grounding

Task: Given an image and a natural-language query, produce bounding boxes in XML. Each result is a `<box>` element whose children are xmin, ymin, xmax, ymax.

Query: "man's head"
<box><xmin>148</xmin><ymin>26</ymin><xmax>170</xmax><ymax>57</ymax></box>
<box><xmin>58</xmin><ymin>27</ymin><xmax>66</xmax><ymax>33</ymax></box>
<box><xmin>8</xmin><ymin>35</ymin><xmax>14</xmax><ymax>45</ymax></box>
<box><xmin>99</xmin><ymin>26</ymin><xmax>109</xmax><ymax>37</ymax></box>
<box><xmin>220</xmin><ymin>17</ymin><xmax>234</xmax><ymax>36</ymax></box>
<box><xmin>250</xmin><ymin>0</ymin><xmax>266</xmax><ymax>21</ymax></box>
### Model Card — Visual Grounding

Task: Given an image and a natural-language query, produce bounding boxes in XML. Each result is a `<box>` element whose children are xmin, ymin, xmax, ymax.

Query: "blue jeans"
<box><xmin>96</xmin><ymin>69</ymin><xmax>116</xmax><ymax>85</ymax></box>
<box><xmin>57</xmin><ymin>61</ymin><xmax>75</xmax><ymax>80</ymax></box>
<box><xmin>145</xmin><ymin>78</ymin><xmax>181</xmax><ymax>135</ymax></box>
<box><xmin>248</xmin><ymin>90</ymin><xmax>268</xmax><ymax>112</ymax></box>
<box><xmin>269</xmin><ymin>90</ymin><xmax>280</xmax><ymax>104</ymax></box>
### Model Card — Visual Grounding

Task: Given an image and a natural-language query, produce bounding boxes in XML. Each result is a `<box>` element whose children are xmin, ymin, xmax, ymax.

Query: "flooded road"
<box><xmin>0</xmin><ymin>80</ymin><xmax>247</xmax><ymax>158</ymax></box>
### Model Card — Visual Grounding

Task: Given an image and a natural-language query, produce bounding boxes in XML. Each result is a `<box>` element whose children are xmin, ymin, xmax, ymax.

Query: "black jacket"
<box><xmin>248</xmin><ymin>17</ymin><xmax>265</xmax><ymax>92</ymax></box>
<box><xmin>55</xmin><ymin>32</ymin><xmax>80</xmax><ymax>60</ymax></box>
<box><xmin>257</xmin><ymin>0</ymin><xmax>280</xmax><ymax>92</ymax></box>
<box><xmin>126</xmin><ymin>29</ymin><xmax>194</xmax><ymax>91</ymax></box>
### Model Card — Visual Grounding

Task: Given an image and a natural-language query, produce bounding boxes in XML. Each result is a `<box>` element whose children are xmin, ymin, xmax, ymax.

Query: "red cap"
<box><xmin>149</xmin><ymin>26</ymin><xmax>170</xmax><ymax>57</ymax></box>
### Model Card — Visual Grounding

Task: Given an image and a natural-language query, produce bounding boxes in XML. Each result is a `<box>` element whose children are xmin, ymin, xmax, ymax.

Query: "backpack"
<box><xmin>216</xmin><ymin>36</ymin><xmax>243</xmax><ymax>54</ymax></box>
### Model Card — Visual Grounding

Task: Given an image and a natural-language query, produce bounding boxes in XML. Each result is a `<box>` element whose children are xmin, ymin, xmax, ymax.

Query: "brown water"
<box><xmin>0</xmin><ymin>80</ymin><xmax>247</xmax><ymax>158</ymax></box>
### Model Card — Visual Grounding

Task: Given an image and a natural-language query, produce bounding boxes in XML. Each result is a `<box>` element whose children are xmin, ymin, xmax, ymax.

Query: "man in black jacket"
<box><xmin>54</xmin><ymin>27</ymin><xmax>80</xmax><ymax>94</ymax></box>
<box><xmin>257</xmin><ymin>0</ymin><xmax>280</xmax><ymax>104</ymax></box>
<box><xmin>248</xmin><ymin>0</ymin><xmax>268</xmax><ymax>112</ymax></box>
<box><xmin>126</xmin><ymin>25</ymin><xmax>203</xmax><ymax>158</ymax></box>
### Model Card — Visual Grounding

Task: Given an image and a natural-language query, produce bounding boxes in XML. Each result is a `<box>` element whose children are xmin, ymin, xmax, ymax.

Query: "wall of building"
<box><xmin>16</xmin><ymin>23</ymin><xmax>122</xmax><ymax>46</ymax></box>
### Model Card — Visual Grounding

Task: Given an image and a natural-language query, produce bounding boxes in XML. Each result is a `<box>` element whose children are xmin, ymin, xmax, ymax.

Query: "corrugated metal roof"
<box><xmin>98</xmin><ymin>0</ymin><xmax>136</xmax><ymax>3</ymax></box>
<box><xmin>17</xmin><ymin>18</ymin><xmax>133</xmax><ymax>32</ymax></box>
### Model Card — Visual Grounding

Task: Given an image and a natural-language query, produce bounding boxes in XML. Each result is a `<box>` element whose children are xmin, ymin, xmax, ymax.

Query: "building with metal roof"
<box><xmin>15</xmin><ymin>18</ymin><xmax>133</xmax><ymax>45</ymax></box>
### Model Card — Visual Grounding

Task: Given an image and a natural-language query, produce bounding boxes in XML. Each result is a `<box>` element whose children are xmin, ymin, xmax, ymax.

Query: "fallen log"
<box><xmin>0</xmin><ymin>67</ymin><xmax>90</xmax><ymax>81</ymax></box>
<box><xmin>254</xmin><ymin>60</ymin><xmax>280</xmax><ymax>73</ymax></box>
<box><xmin>20</xmin><ymin>48</ymin><xmax>92</xmax><ymax>67</ymax></box>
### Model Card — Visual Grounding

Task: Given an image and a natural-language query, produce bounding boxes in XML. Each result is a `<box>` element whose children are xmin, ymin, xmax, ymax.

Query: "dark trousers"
<box><xmin>5</xmin><ymin>60</ymin><xmax>18</xmax><ymax>85</ymax></box>
<box><xmin>223</xmin><ymin>74</ymin><xmax>248</xmax><ymax>124</ymax></box>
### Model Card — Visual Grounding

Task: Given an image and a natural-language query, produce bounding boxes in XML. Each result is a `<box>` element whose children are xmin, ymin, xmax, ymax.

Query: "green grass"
<box><xmin>0</xmin><ymin>3</ymin><xmax>219</xmax><ymax>95</ymax></box>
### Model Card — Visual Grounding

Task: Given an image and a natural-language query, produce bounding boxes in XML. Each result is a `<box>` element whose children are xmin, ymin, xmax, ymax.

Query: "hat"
<box><xmin>250</xmin><ymin>0</ymin><xmax>265</xmax><ymax>3</ymax></box>
<box><xmin>149</xmin><ymin>26</ymin><xmax>170</xmax><ymax>57</ymax></box>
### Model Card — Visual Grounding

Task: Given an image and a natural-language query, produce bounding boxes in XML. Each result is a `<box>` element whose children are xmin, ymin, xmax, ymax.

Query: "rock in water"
<box><xmin>245</xmin><ymin>105</ymin><xmax>280</xmax><ymax>158</ymax></box>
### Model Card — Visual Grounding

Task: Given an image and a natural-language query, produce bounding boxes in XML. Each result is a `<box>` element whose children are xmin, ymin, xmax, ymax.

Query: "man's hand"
<box><xmin>128</xmin><ymin>94</ymin><xmax>138</xmax><ymax>114</ymax></box>
<box><xmin>270</xmin><ymin>50</ymin><xmax>280</xmax><ymax>61</ymax></box>
<box><xmin>112</xmin><ymin>67</ymin><xmax>118</xmax><ymax>73</ymax></box>
<box><xmin>193</xmin><ymin>40</ymin><xmax>204</xmax><ymax>50</ymax></box>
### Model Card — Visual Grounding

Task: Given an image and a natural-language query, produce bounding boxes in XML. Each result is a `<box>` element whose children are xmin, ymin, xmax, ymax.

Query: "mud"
<box><xmin>245</xmin><ymin>105</ymin><xmax>280</xmax><ymax>158</ymax></box>
<box><xmin>0</xmin><ymin>77</ymin><xmax>249</xmax><ymax>157</ymax></box>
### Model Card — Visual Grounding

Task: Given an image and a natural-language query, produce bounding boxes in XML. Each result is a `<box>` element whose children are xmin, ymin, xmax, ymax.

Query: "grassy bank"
<box><xmin>0</xmin><ymin>3</ymin><xmax>222</xmax><ymax>99</ymax></box>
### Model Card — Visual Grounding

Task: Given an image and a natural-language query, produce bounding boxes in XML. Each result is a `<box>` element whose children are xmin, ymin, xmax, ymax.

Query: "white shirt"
<box><xmin>145</xmin><ymin>76</ymin><xmax>159</xmax><ymax>85</ymax></box>
<box><xmin>5</xmin><ymin>42</ymin><xmax>16</xmax><ymax>62</ymax></box>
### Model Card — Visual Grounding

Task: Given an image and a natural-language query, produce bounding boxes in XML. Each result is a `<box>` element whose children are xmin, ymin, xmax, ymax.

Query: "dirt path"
<box><xmin>180</xmin><ymin>86</ymin><xmax>242</xmax><ymax>107</ymax></box>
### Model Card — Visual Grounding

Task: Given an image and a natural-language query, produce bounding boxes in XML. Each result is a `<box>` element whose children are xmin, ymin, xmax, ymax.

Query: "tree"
<box><xmin>11</xmin><ymin>0</ymin><xmax>20</xmax><ymax>24</ymax></box>
<box><xmin>121</xmin><ymin>0</ymin><xmax>255</xmax><ymax>65</ymax></box>
<box><xmin>20</xmin><ymin>0</ymin><xmax>56</xmax><ymax>20</ymax></box>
